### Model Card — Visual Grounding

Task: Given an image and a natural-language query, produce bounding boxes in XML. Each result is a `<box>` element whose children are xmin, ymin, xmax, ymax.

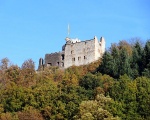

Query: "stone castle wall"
<box><xmin>64</xmin><ymin>39</ymin><xmax>96</xmax><ymax>68</ymax></box>
<box><xmin>38</xmin><ymin>36</ymin><xmax>105</xmax><ymax>70</ymax></box>
<box><xmin>44</xmin><ymin>52</ymin><xmax>64</xmax><ymax>68</ymax></box>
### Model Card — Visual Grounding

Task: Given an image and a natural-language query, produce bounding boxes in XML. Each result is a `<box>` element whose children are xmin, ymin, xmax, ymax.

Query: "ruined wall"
<box><xmin>38</xmin><ymin>36</ymin><xmax>105</xmax><ymax>70</ymax></box>
<box><xmin>45</xmin><ymin>51</ymin><xmax>64</xmax><ymax>68</ymax></box>
<box><xmin>94</xmin><ymin>36</ymin><xmax>105</xmax><ymax>60</ymax></box>
<box><xmin>100</xmin><ymin>37</ymin><xmax>105</xmax><ymax>55</ymax></box>
<box><xmin>64</xmin><ymin>39</ymin><xmax>96</xmax><ymax>68</ymax></box>
<box><xmin>94</xmin><ymin>36</ymin><xmax>100</xmax><ymax>60</ymax></box>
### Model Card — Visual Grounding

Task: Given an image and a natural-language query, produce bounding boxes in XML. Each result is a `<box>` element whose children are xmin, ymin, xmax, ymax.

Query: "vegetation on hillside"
<box><xmin>0</xmin><ymin>38</ymin><xmax>150</xmax><ymax>120</ymax></box>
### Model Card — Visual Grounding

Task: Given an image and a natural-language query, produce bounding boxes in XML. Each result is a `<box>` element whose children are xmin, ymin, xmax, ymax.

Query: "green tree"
<box><xmin>134</xmin><ymin>41</ymin><xmax>143</xmax><ymax>70</ymax></box>
<box><xmin>98</xmin><ymin>42</ymin><xmax>132</xmax><ymax>78</ymax></box>
<box><xmin>97</xmin><ymin>51</ymin><xmax>114</xmax><ymax>77</ymax></box>
<box><xmin>79</xmin><ymin>73</ymin><xmax>100</xmax><ymax>90</ymax></box>
<box><xmin>136</xmin><ymin>77</ymin><xmax>150</xmax><ymax>119</ymax></box>
<box><xmin>0</xmin><ymin>83</ymin><xmax>26</xmax><ymax>112</ymax></box>
<box><xmin>142</xmin><ymin>40</ymin><xmax>150</xmax><ymax>77</ymax></box>
<box><xmin>131</xmin><ymin>42</ymin><xmax>144</xmax><ymax>78</ymax></box>
<box><xmin>111</xmin><ymin>45</ymin><xmax>120</xmax><ymax>78</ymax></box>
<box><xmin>131</xmin><ymin>47</ymin><xmax>140</xmax><ymax>78</ymax></box>
<box><xmin>57</xmin><ymin>84</ymin><xmax>89</xmax><ymax>119</ymax></box>
<box><xmin>119</xmin><ymin>49</ymin><xmax>131</xmax><ymax>77</ymax></box>
<box><xmin>109</xmin><ymin>75</ymin><xmax>140</xmax><ymax>119</ymax></box>
<box><xmin>74</xmin><ymin>94</ymin><xmax>120</xmax><ymax>120</ymax></box>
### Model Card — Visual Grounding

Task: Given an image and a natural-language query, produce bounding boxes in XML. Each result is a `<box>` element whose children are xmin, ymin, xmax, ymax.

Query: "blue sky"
<box><xmin>0</xmin><ymin>0</ymin><xmax>150</xmax><ymax>68</ymax></box>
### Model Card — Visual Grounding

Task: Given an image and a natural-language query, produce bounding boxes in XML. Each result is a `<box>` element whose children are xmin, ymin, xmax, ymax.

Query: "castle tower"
<box><xmin>38</xmin><ymin>58</ymin><xmax>44</xmax><ymax>70</ymax></box>
<box><xmin>63</xmin><ymin>36</ymin><xmax>104</xmax><ymax>68</ymax></box>
<box><xmin>100</xmin><ymin>37</ymin><xmax>105</xmax><ymax>54</ymax></box>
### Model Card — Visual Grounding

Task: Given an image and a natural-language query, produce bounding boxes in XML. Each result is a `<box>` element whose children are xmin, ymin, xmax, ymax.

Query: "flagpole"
<box><xmin>68</xmin><ymin>24</ymin><xmax>70</xmax><ymax>37</ymax></box>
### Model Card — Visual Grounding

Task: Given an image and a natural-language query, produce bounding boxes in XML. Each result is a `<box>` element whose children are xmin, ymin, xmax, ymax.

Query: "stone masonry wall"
<box><xmin>64</xmin><ymin>39</ymin><xmax>96</xmax><ymax>68</ymax></box>
<box><xmin>45</xmin><ymin>51</ymin><xmax>64</xmax><ymax>68</ymax></box>
<box><xmin>38</xmin><ymin>36</ymin><xmax>105</xmax><ymax>70</ymax></box>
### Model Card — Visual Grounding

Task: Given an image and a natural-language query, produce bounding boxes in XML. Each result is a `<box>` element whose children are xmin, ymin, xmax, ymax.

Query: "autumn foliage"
<box><xmin>0</xmin><ymin>39</ymin><xmax>150</xmax><ymax>120</ymax></box>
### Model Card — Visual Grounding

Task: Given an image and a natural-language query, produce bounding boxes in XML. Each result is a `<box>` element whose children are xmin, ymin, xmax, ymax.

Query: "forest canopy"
<box><xmin>0</xmin><ymin>38</ymin><xmax>150</xmax><ymax>120</ymax></box>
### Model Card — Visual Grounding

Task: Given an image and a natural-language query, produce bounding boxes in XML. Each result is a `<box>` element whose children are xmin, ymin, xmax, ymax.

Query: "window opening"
<box><xmin>61</xmin><ymin>54</ymin><xmax>64</xmax><ymax>60</ymax></box>
<box><xmin>78</xmin><ymin>56</ymin><xmax>81</xmax><ymax>61</ymax></box>
<box><xmin>47</xmin><ymin>63</ymin><xmax>52</xmax><ymax>66</ymax></box>
<box><xmin>72</xmin><ymin>57</ymin><xmax>75</xmax><ymax>61</ymax></box>
<box><xmin>71</xmin><ymin>50</ymin><xmax>74</xmax><ymax>54</ymax></box>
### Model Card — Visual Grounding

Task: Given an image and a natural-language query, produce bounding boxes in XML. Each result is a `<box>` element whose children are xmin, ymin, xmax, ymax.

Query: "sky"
<box><xmin>0</xmin><ymin>0</ymin><xmax>150</xmax><ymax>69</ymax></box>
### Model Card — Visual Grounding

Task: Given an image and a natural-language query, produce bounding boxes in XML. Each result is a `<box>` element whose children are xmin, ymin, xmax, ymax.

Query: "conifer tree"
<box><xmin>111</xmin><ymin>45</ymin><xmax>120</xmax><ymax>78</ymax></box>
<box><xmin>131</xmin><ymin>42</ymin><xmax>143</xmax><ymax>78</ymax></box>
<box><xmin>119</xmin><ymin>49</ymin><xmax>131</xmax><ymax>77</ymax></box>
<box><xmin>98</xmin><ymin>51</ymin><xmax>114</xmax><ymax>77</ymax></box>
<box><xmin>142</xmin><ymin>40</ymin><xmax>150</xmax><ymax>77</ymax></box>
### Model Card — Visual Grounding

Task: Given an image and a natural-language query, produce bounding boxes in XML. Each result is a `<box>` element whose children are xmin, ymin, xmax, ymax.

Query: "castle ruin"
<box><xmin>38</xmin><ymin>36</ymin><xmax>105</xmax><ymax>70</ymax></box>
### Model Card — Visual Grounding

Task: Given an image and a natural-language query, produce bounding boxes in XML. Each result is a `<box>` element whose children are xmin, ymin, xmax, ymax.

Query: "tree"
<box><xmin>142</xmin><ymin>40</ymin><xmax>150</xmax><ymax>77</ymax></box>
<box><xmin>118</xmin><ymin>40</ymin><xmax>132</xmax><ymax>56</ymax></box>
<box><xmin>111</xmin><ymin>45</ymin><xmax>120</xmax><ymax>78</ymax></box>
<box><xmin>131</xmin><ymin>47</ymin><xmax>140</xmax><ymax>78</ymax></box>
<box><xmin>0</xmin><ymin>58</ymin><xmax>10</xmax><ymax>71</ymax></box>
<box><xmin>0</xmin><ymin>83</ymin><xmax>26</xmax><ymax>112</ymax></box>
<box><xmin>21</xmin><ymin>59</ymin><xmax>35</xmax><ymax>70</ymax></box>
<box><xmin>0</xmin><ymin>112</ymin><xmax>18</xmax><ymax>120</ymax></box>
<box><xmin>17</xmin><ymin>106</ymin><xmax>44</xmax><ymax>120</ymax></box>
<box><xmin>21</xmin><ymin>59</ymin><xmax>36</xmax><ymax>87</ymax></box>
<box><xmin>119</xmin><ymin>49</ymin><xmax>131</xmax><ymax>77</ymax></box>
<box><xmin>97</xmin><ymin>51</ymin><xmax>114</xmax><ymax>77</ymax></box>
<box><xmin>98</xmin><ymin>74</ymin><xmax>114</xmax><ymax>94</ymax></box>
<box><xmin>79</xmin><ymin>73</ymin><xmax>100</xmax><ymax>90</ymax></box>
<box><xmin>130</xmin><ymin>41</ymin><xmax>144</xmax><ymax>78</ymax></box>
<box><xmin>56</xmin><ymin>84</ymin><xmax>90</xmax><ymax>119</ymax></box>
<box><xmin>4</xmin><ymin>65</ymin><xmax>22</xmax><ymax>84</ymax></box>
<box><xmin>74</xmin><ymin>94</ymin><xmax>120</xmax><ymax>120</ymax></box>
<box><xmin>109</xmin><ymin>75</ymin><xmax>144</xmax><ymax>119</ymax></box>
<box><xmin>136</xmin><ymin>77</ymin><xmax>150</xmax><ymax>119</ymax></box>
<box><xmin>98</xmin><ymin>41</ymin><xmax>132</xmax><ymax>78</ymax></box>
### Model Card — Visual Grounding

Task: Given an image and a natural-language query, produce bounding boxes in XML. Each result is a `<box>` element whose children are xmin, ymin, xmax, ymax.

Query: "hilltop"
<box><xmin>0</xmin><ymin>38</ymin><xmax>150</xmax><ymax>120</ymax></box>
